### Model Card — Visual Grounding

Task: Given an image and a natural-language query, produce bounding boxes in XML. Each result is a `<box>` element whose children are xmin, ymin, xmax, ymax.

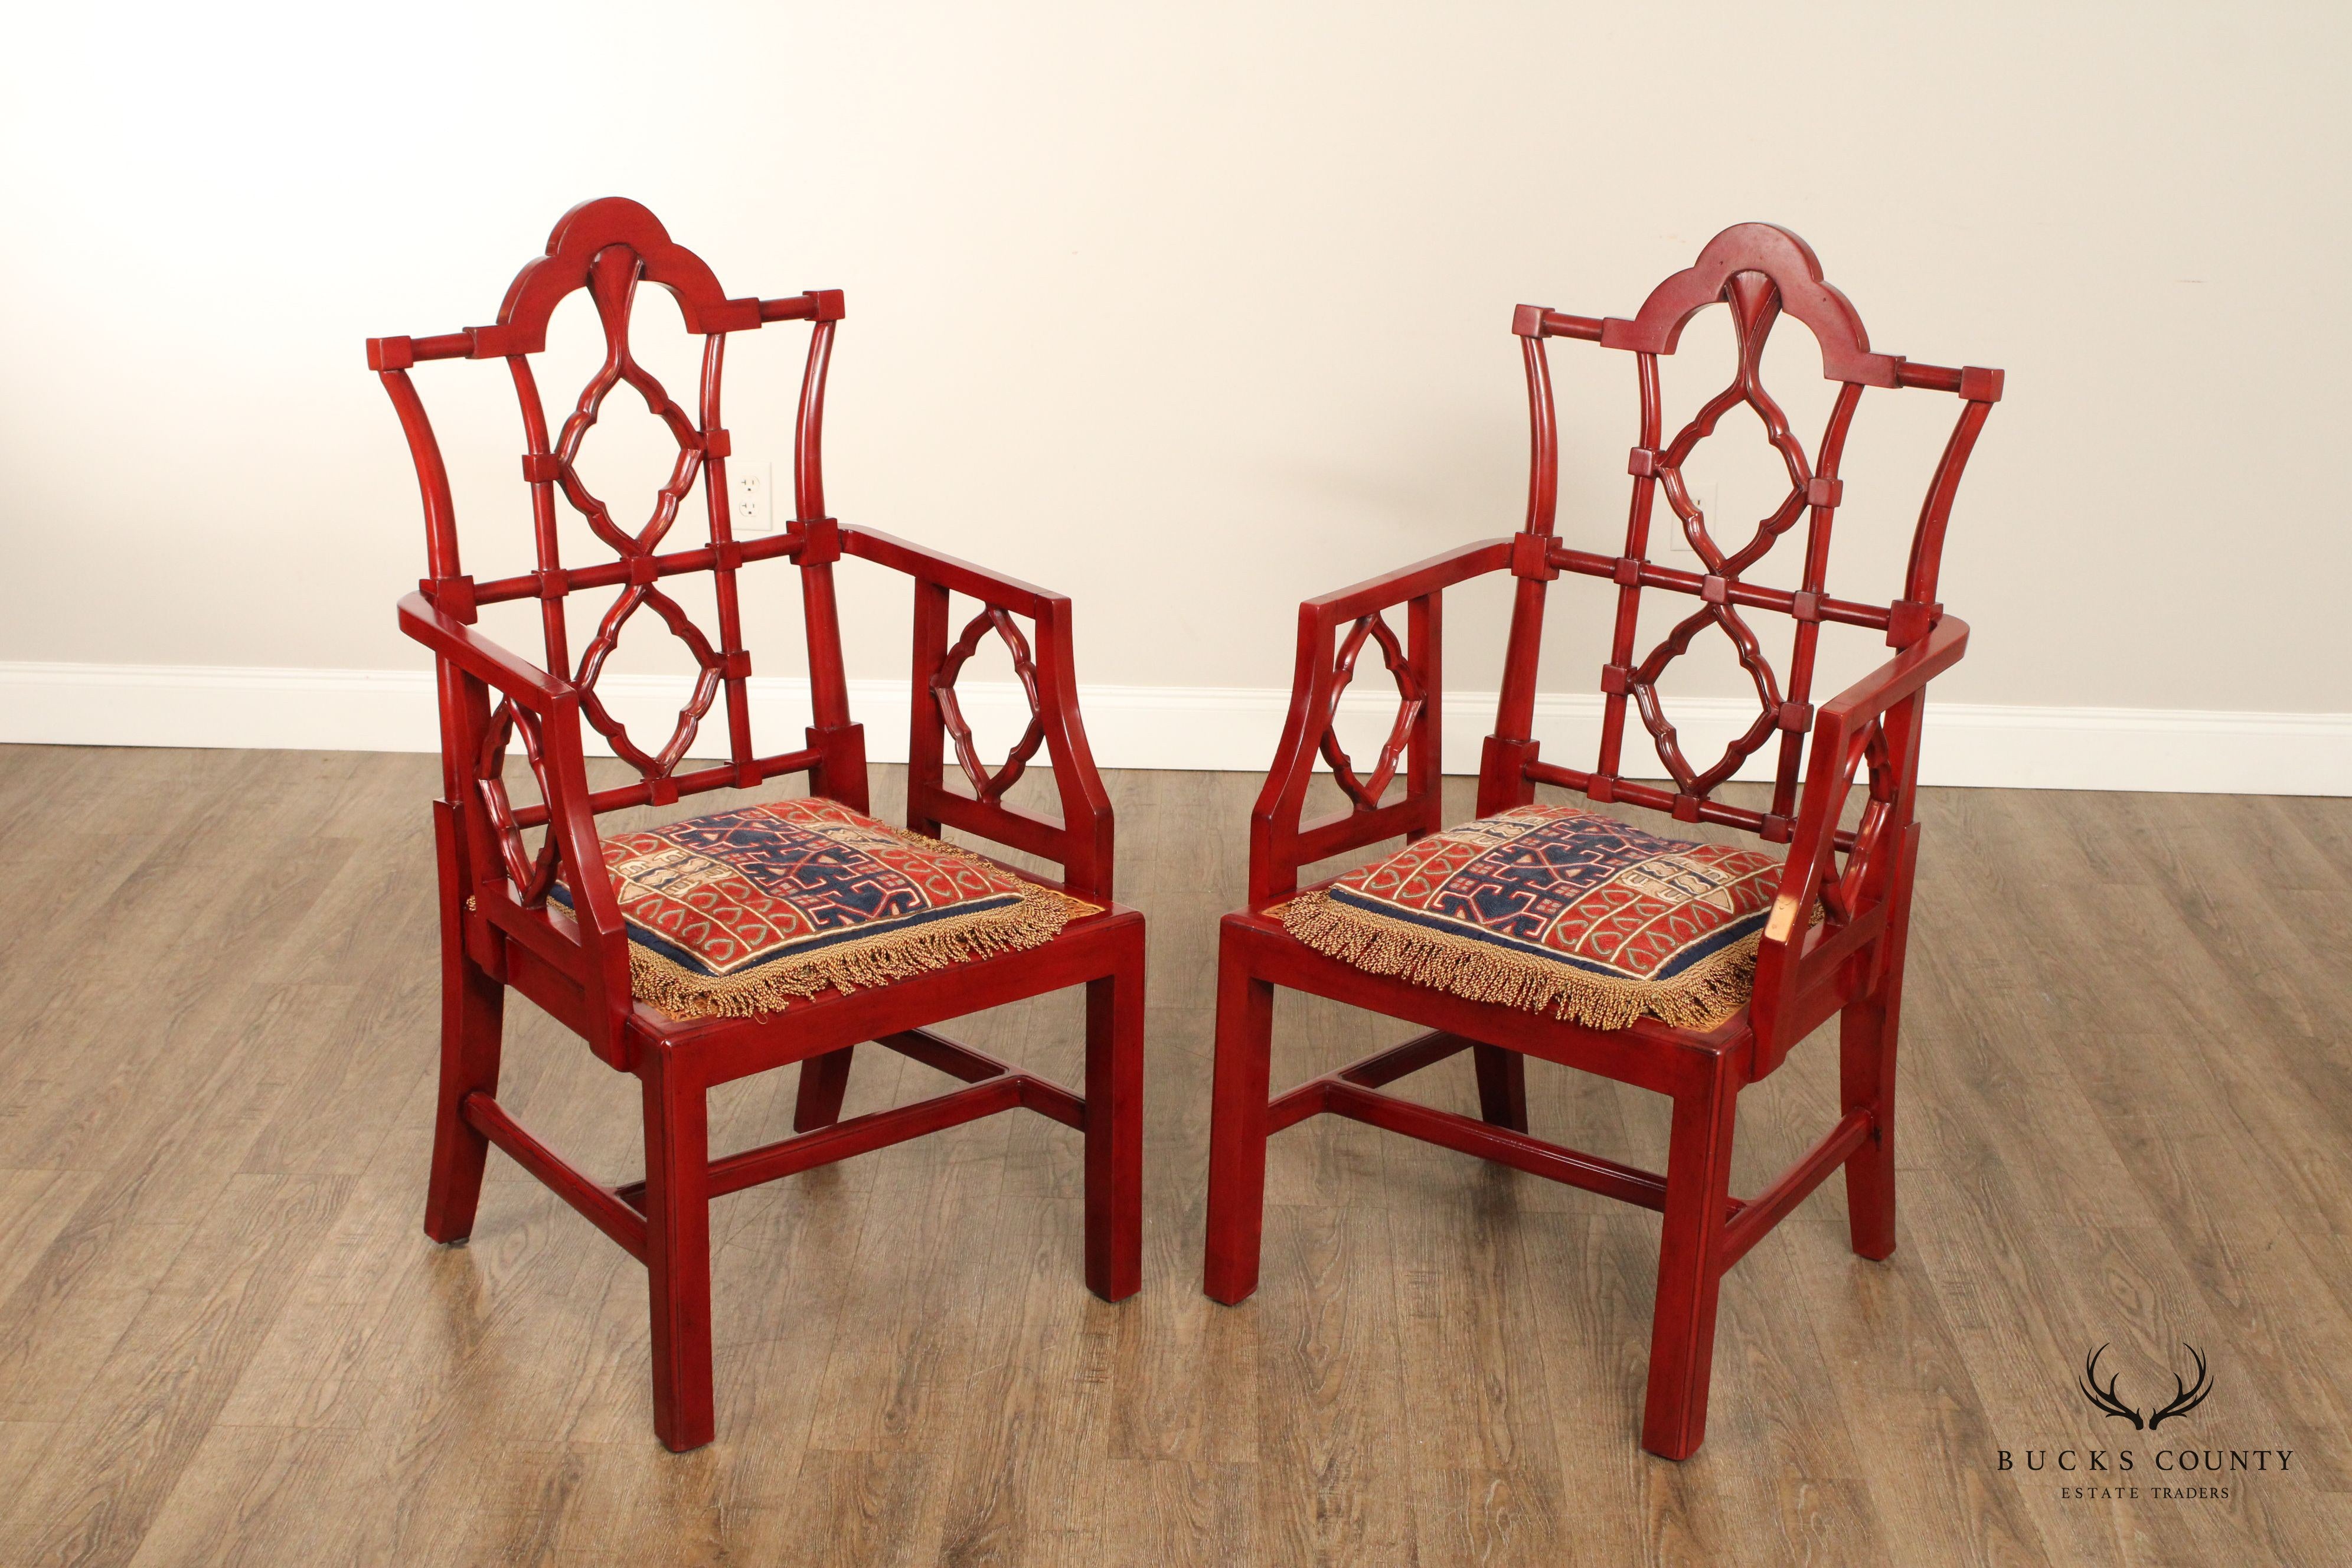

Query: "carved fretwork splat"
<box><xmin>476</xmin><ymin>697</ymin><xmax>563</xmax><ymax>906</ymax></box>
<box><xmin>1320</xmin><ymin>612</ymin><xmax>1424</xmax><ymax>810</ymax></box>
<box><xmin>933</xmin><ymin>606</ymin><xmax>1047</xmax><ymax>803</ymax></box>
<box><xmin>1626</xmin><ymin>272</ymin><xmax>1818</xmax><ymax>798</ymax></box>
<box><xmin>541</xmin><ymin>244</ymin><xmax>728</xmax><ymax>779</ymax></box>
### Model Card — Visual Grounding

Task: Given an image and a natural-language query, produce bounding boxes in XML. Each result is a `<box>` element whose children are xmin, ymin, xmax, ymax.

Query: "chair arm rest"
<box><xmin>1749</xmin><ymin>615</ymin><xmax>1969</xmax><ymax>1069</ymax></box>
<box><xmin>842</xmin><ymin>526</ymin><xmax>1061</xmax><ymax>618</ymax></box>
<box><xmin>1247</xmin><ymin>540</ymin><xmax>1514</xmax><ymax>900</ymax></box>
<box><xmin>397</xmin><ymin>593</ymin><xmax>637</xmax><ymax>1062</ymax></box>
<box><xmin>397</xmin><ymin>592</ymin><xmax>577</xmax><ymax>713</ymax></box>
<box><xmin>1299</xmin><ymin>538</ymin><xmax>1515</xmax><ymax>628</ymax></box>
<box><xmin>1774</xmin><ymin>616</ymin><xmax>1970</xmax><ymax>914</ymax></box>
<box><xmin>1817</xmin><ymin>614</ymin><xmax>1969</xmax><ymax>733</ymax></box>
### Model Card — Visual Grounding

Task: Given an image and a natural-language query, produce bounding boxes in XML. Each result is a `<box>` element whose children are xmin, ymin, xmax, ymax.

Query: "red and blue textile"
<box><xmin>554</xmin><ymin>796</ymin><xmax>1080</xmax><ymax>1018</ymax></box>
<box><xmin>1283</xmin><ymin>803</ymin><xmax>1788</xmax><ymax>1029</ymax></box>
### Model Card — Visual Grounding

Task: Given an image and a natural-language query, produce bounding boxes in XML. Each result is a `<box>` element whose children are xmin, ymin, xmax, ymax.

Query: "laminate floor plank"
<box><xmin>0</xmin><ymin>744</ymin><xmax>2344</xmax><ymax>1566</ymax></box>
<box><xmin>0</xmin><ymin>1172</ymin><xmax>351</xmax><ymax>1568</ymax></box>
<box><xmin>1252</xmin><ymin>1201</ymin><xmax>1420</xmax><ymax>1566</ymax></box>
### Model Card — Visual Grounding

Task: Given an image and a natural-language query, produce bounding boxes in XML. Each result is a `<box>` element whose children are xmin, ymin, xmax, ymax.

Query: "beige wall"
<box><xmin>4</xmin><ymin>2</ymin><xmax>2348</xmax><ymax>748</ymax></box>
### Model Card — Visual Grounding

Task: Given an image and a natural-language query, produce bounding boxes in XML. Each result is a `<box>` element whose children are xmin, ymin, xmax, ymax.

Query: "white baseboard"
<box><xmin>1</xmin><ymin>661</ymin><xmax>2345</xmax><ymax>795</ymax></box>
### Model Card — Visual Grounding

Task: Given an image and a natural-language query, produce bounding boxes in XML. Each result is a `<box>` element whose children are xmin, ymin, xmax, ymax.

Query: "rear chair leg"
<box><xmin>1083</xmin><ymin>949</ymin><xmax>1145</xmax><ymax>1301</ymax></box>
<box><xmin>1841</xmin><ymin>988</ymin><xmax>1900</xmax><ymax>1261</ymax></box>
<box><xmin>1203</xmin><ymin>943</ymin><xmax>1275</xmax><ymax>1305</ymax></box>
<box><xmin>1641</xmin><ymin>1063</ymin><xmax>1739</xmax><ymax>1461</ymax></box>
<box><xmin>1472</xmin><ymin>1044</ymin><xmax>1529</xmax><ymax>1133</ymax></box>
<box><xmin>643</xmin><ymin>1050</ymin><xmax>714</xmax><ymax>1452</ymax></box>
<box><xmin>423</xmin><ymin>950</ymin><xmax>505</xmax><ymax>1244</ymax></box>
<box><xmin>793</xmin><ymin>1045</ymin><xmax>855</xmax><ymax>1132</ymax></box>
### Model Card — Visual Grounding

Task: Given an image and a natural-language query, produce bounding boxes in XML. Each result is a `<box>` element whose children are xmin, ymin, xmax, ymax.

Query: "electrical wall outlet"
<box><xmin>730</xmin><ymin>463</ymin><xmax>774</xmax><ymax>535</ymax></box>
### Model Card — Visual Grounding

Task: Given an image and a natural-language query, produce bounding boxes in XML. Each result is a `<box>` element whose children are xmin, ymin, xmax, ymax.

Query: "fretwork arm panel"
<box><xmin>844</xmin><ymin>526</ymin><xmax>1117</xmax><ymax>900</ymax></box>
<box><xmin>1488</xmin><ymin>223</ymin><xmax>2003</xmax><ymax>849</ymax></box>
<box><xmin>1247</xmin><ymin>539</ymin><xmax>1511</xmax><ymax>902</ymax></box>
<box><xmin>368</xmin><ymin>197</ymin><xmax>868</xmax><ymax>945</ymax></box>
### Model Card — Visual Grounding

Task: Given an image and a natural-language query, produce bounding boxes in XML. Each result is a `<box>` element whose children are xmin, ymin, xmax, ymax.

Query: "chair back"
<box><xmin>369</xmin><ymin>197</ymin><xmax>867</xmax><ymax>912</ymax></box>
<box><xmin>1486</xmin><ymin>223</ymin><xmax>2002</xmax><ymax>844</ymax></box>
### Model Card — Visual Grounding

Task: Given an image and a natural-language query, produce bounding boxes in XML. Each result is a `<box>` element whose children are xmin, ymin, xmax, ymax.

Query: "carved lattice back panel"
<box><xmin>370</xmin><ymin>198</ymin><xmax>849</xmax><ymax>901</ymax></box>
<box><xmin>1502</xmin><ymin>223</ymin><xmax>2003</xmax><ymax>843</ymax></box>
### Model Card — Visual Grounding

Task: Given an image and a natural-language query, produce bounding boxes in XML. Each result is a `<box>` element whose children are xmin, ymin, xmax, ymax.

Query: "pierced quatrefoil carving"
<box><xmin>476</xmin><ymin>698</ymin><xmax>563</xmax><ymax>906</ymax></box>
<box><xmin>932</xmin><ymin>607</ymin><xmax>1047</xmax><ymax>803</ymax></box>
<box><xmin>1818</xmin><ymin>716</ymin><xmax>1895</xmax><ymax>923</ymax></box>
<box><xmin>573</xmin><ymin>586</ymin><xmax>726</xmax><ymax>778</ymax></box>
<box><xmin>1321</xmin><ymin>612</ymin><xmax>1423</xmax><ymax>810</ymax></box>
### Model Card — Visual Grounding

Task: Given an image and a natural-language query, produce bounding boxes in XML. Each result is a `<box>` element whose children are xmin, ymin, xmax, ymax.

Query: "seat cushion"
<box><xmin>1280</xmin><ymin>803</ymin><xmax>1787</xmax><ymax>1031</ymax></box>
<box><xmin>554</xmin><ymin>796</ymin><xmax>1090</xmax><ymax>1020</ymax></box>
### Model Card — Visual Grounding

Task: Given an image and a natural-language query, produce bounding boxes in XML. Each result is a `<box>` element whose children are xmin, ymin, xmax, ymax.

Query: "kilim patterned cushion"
<box><xmin>552</xmin><ymin>797</ymin><xmax>1090</xmax><ymax>1020</ymax></box>
<box><xmin>1280</xmin><ymin>803</ymin><xmax>1789</xmax><ymax>1030</ymax></box>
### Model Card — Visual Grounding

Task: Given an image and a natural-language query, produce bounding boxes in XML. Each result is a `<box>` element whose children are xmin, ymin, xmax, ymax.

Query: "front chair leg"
<box><xmin>1841</xmin><ymin>986</ymin><xmax>1900</xmax><ymax>1261</ymax></box>
<box><xmin>642</xmin><ymin>1048</ymin><xmax>714</xmax><ymax>1452</ymax></box>
<box><xmin>793</xmin><ymin>1045</ymin><xmax>855</xmax><ymax>1132</ymax></box>
<box><xmin>1641</xmin><ymin>1063</ymin><xmax>1739</xmax><ymax>1461</ymax></box>
<box><xmin>1471</xmin><ymin>1044</ymin><xmax>1529</xmax><ymax>1133</ymax></box>
<box><xmin>423</xmin><ymin>950</ymin><xmax>505</xmax><ymax>1244</ymax></box>
<box><xmin>1202</xmin><ymin>945</ymin><xmax>1275</xmax><ymax>1305</ymax></box>
<box><xmin>1083</xmin><ymin>950</ymin><xmax>1145</xmax><ymax>1301</ymax></box>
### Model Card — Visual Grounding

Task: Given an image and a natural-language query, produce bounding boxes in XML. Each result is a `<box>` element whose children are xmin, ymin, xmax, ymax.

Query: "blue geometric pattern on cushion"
<box><xmin>1283</xmin><ymin>803</ymin><xmax>1790</xmax><ymax>1030</ymax></box>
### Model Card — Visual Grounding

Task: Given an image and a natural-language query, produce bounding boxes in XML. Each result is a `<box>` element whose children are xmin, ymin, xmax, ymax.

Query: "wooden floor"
<box><xmin>0</xmin><ymin>745</ymin><xmax>2347</xmax><ymax>1566</ymax></box>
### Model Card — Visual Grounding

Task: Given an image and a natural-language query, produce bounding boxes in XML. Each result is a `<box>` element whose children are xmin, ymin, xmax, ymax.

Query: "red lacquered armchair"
<box><xmin>1201</xmin><ymin>224</ymin><xmax>2000</xmax><ymax>1459</ymax></box>
<box><xmin>370</xmin><ymin>198</ymin><xmax>1143</xmax><ymax>1452</ymax></box>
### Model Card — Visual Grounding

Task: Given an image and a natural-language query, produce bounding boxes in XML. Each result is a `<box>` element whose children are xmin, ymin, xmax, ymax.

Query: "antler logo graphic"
<box><xmin>2078</xmin><ymin>1345</ymin><xmax>2142</xmax><ymax>1429</ymax></box>
<box><xmin>2075</xmin><ymin>1343</ymin><xmax>2212</xmax><ymax>1430</ymax></box>
<box><xmin>2147</xmin><ymin>1344</ymin><xmax>2213</xmax><ymax>1430</ymax></box>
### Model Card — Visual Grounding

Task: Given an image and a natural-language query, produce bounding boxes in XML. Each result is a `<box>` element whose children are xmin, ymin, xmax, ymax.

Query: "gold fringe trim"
<box><xmin>1279</xmin><ymin>890</ymin><xmax>1768</xmax><ymax>1031</ymax></box>
<box><xmin>621</xmin><ymin>820</ymin><xmax>1096</xmax><ymax>1020</ymax></box>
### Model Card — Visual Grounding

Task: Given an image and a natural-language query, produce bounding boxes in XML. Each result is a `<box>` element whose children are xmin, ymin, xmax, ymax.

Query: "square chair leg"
<box><xmin>1840</xmin><ymin>988</ymin><xmax>1899</xmax><ymax>1261</ymax></box>
<box><xmin>1202</xmin><ymin>946</ymin><xmax>1275</xmax><ymax>1305</ymax></box>
<box><xmin>1084</xmin><ymin>953</ymin><xmax>1146</xmax><ymax>1301</ymax></box>
<box><xmin>642</xmin><ymin>1049</ymin><xmax>714</xmax><ymax>1453</ymax></box>
<box><xmin>423</xmin><ymin>951</ymin><xmax>504</xmax><ymax>1244</ymax></box>
<box><xmin>793</xmin><ymin>1044</ymin><xmax>855</xmax><ymax>1133</ymax></box>
<box><xmin>1640</xmin><ymin>1063</ymin><xmax>1740</xmax><ymax>1461</ymax></box>
<box><xmin>1472</xmin><ymin>1043</ymin><xmax>1530</xmax><ymax>1133</ymax></box>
